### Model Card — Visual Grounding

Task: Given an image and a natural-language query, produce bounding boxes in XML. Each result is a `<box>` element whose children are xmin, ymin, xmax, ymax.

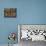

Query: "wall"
<box><xmin>0</xmin><ymin>0</ymin><xmax>46</xmax><ymax>44</ymax></box>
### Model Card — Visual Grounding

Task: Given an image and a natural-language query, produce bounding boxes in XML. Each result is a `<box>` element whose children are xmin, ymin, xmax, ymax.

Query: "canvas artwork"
<box><xmin>4</xmin><ymin>8</ymin><xmax>17</xmax><ymax>17</ymax></box>
<box><xmin>18</xmin><ymin>25</ymin><xmax>46</xmax><ymax>41</ymax></box>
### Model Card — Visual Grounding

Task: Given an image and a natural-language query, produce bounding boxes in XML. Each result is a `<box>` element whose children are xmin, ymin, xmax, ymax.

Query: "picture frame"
<box><xmin>4</xmin><ymin>8</ymin><xmax>17</xmax><ymax>18</ymax></box>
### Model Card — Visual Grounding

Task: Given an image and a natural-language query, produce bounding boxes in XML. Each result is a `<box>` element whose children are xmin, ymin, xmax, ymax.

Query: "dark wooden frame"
<box><xmin>4</xmin><ymin>8</ymin><xmax>17</xmax><ymax>18</ymax></box>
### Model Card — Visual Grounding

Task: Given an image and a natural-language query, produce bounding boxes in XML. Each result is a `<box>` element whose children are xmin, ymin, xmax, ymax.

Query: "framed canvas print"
<box><xmin>18</xmin><ymin>24</ymin><xmax>46</xmax><ymax>41</ymax></box>
<box><xmin>4</xmin><ymin>8</ymin><xmax>17</xmax><ymax>18</ymax></box>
